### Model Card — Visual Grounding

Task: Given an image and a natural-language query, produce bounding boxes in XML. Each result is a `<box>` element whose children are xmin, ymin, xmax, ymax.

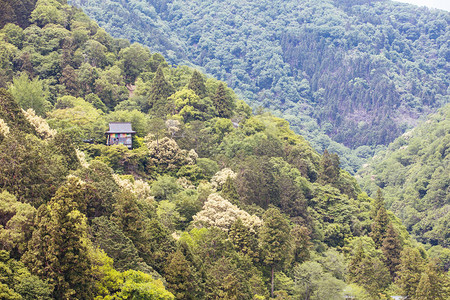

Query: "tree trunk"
<box><xmin>271</xmin><ymin>265</ymin><xmax>274</xmax><ymax>298</ymax></box>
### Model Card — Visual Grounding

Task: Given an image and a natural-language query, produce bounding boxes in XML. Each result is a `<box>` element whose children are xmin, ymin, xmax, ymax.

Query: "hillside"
<box><xmin>71</xmin><ymin>0</ymin><xmax>450</xmax><ymax>173</ymax></box>
<box><xmin>0</xmin><ymin>0</ymin><xmax>448</xmax><ymax>299</ymax></box>
<box><xmin>358</xmin><ymin>104</ymin><xmax>449</xmax><ymax>247</ymax></box>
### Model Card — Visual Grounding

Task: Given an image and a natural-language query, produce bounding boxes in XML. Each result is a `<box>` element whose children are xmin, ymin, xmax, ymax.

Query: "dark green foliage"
<box><xmin>0</xmin><ymin>89</ymin><xmax>35</xmax><ymax>134</ymax></box>
<box><xmin>148</xmin><ymin>66</ymin><xmax>175</xmax><ymax>116</ymax></box>
<box><xmin>318</xmin><ymin>149</ymin><xmax>340</xmax><ymax>186</ymax></box>
<box><xmin>163</xmin><ymin>250</ymin><xmax>197</xmax><ymax>299</ymax></box>
<box><xmin>381</xmin><ymin>223</ymin><xmax>402</xmax><ymax>279</ymax></box>
<box><xmin>370</xmin><ymin>203</ymin><xmax>389</xmax><ymax>248</ymax></box>
<box><xmin>229</xmin><ymin>218</ymin><xmax>259</xmax><ymax>262</ymax></box>
<box><xmin>74</xmin><ymin>160</ymin><xmax>119</xmax><ymax>218</ymax></box>
<box><xmin>213</xmin><ymin>82</ymin><xmax>233</xmax><ymax>118</ymax></box>
<box><xmin>221</xmin><ymin>175</ymin><xmax>239</xmax><ymax>204</ymax></box>
<box><xmin>188</xmin><ymin>70</ymin><xmax>206</xmax><ymax>98</ymax></box>
<box><xmin>90</xmin><ymin>216</ymin><xmax>154</xmax><ymax>273</ymax></box>
<box><xmin>0</xmin><ymin>249</ymin><xmax>51</xmax><ymax>300</ymax></box>
<box><xmin>0</xmin><ymin>0</ymin><xmax>37</xmax><ymax>29</ymax></box>
<box><xmin>23</xmin><ymin>183</ymin><xmax>94</xmax><ymax>299</ymax></box>
<box><xmin>290</xmin><ymin>225</ymin><xmax>311</xmax><ymax>264</ymax></box>
<box><xmin>49</xmin><ymin>132</ymin><xmax>81</xmax><ymax>170</ymax></box>
<box><xmin>0</xmin><ymin>132</ymin><xmax>68</xmax><ymax>207</ymax></box>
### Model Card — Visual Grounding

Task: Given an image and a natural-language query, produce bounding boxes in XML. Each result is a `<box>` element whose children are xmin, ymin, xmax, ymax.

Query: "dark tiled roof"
<box><xmin>106</xmin><ymin>122</ymin><xmax>136</xmax><ymax>134</ymax></box>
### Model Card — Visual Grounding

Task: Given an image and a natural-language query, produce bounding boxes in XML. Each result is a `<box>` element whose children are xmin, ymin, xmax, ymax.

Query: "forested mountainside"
<box><xmin>71</xmin><ymin>0</ymin><xmax>450</xmax><ymax>173</ymax></box>
<box><xmin>0</xmin><ymin>0</ymin><xmax>449</xmax><ymax>299</ymax></box>
<box><xmin>358</xmin><ymin>104</ymin><xmax>449</xmax><ymax>248</ymax></box>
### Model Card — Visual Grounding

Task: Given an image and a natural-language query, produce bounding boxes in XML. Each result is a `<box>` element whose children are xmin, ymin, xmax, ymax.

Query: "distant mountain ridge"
<box><xmin>71</xmin><ymin>0</ymin><xmax>449</xmax><ymax>173</ymax></box>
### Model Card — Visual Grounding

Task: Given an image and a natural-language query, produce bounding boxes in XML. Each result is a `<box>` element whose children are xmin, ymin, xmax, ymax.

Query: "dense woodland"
<box><xmin>0</xmin><ymin>0</ymin><xmax>448</xmax><ymax>299</ymax></box>
<box><xmin>71</xmin><ymin>0</ymin><xmax>450</xmax><ymax>173</ymax></box>
<box><xmin>358</xmin><ymin>104</ymin><xmax>449</xmax><ymax>248</ymax></box>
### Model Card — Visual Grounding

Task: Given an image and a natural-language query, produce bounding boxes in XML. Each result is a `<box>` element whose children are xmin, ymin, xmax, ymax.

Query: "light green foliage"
<box><xmin>293</xmin><ymin>261</ymin><xmax>345</xmax><ymax>300</ymax></box>
<box><xmin>0</xmin><ymin>250</ymin><xmax>51</xmax><ymax>300</ymax></box>
<box><xmin>30</xmin><ymin>0</ymin><xmax>67</xmax><ymax>27</ymax></box>
<box><xmin>112</xmin><ymin>270</ymin><xmax>174</xmax><ymax>300</ymax></box>
<box><xmin>8</xmin><ymin>73</ymin><xmax>51</xmax><ymax>116</ymax></box>
<box><xmin>414</xmin><ymin>262</ymin><xmax>450</xmax><ymax>300</ymax></box>
<box><xmin>151</xmin><ymin>175</ymin><xmax>183</xmax><ymax>201</ymax></box>
<box><xmin>48</xmin><ymin>95</ymin><xmax>106</xmax><ymax>142</ymax></box>
<box><xmin>107</xmin><ymin>109</ymin><xmax>151</xmax><ymax>137</ymax></box>
<box><xmin>359</xmin><ymin>105</ymin><xmax>450</xmax><ymax>247</ymax></box>
<box><xmin>170</xmin><ymin>88</ymin><xmax>214</xmax><ymax>122</ymax></box>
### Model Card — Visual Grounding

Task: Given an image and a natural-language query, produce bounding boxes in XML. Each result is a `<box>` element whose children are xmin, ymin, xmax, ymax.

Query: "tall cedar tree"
<box><xmin>318</xmin><ymin>149</ymin><xmax>340</xmax><ymax>185</ymax></box>
<box><xmin>370</xmin><ymin>189</ymin><xmax>389</xmax><ymax>248</ymax></box>
<box><xmin>188</xmin><ymin>70</ymin><xmax>207</xmax><ymax>98</ymax></box>
<box><xmin>396</xmin><ymin>247</ymin><xmax>425</xmax><ymax>298</ymax></box>
<box><xmin>259</xmin><ymin>207</ymin><xmax>291</xmax><ymax>298</ymax></box>
<box><xmin>164</xmin><ymin>250</ymin><xmax>197</xmax><ymax>299</ymax></box>
<box><xmin>415</xmin><ymin>262</ymin><xmax>450</xmax><ymax>300</ymax></box>
<box><xmin>229</xmin><ymin>218</ymin><xmax>260</xmax><ymax>262</ymax></box>
<box><xmin>381</xmin><ymin>223</ymin><xmax>403</xmax><ymax>279</ymax></box>
<box><xmin>347</xmin><ymin>244</ymin><xmax>391</xmax><ymax>298</ymax></box>
<box><xmin>23</xmin><ymin>183</ymin><xmax>93</xmax><ymax>299</ymax></box>
<box><xmin>213</xmin><ymin>82</ymin><xmax>232</xmax><ymax>118</ymax></box>
<box><xmin>148</xmin><ymin>66</ymin><xmax>175</xmax><ymax>116</ymax></box>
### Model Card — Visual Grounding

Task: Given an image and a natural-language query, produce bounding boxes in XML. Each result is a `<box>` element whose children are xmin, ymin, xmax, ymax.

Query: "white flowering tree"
<box><xmin>192</xmin><ymin>193</ymin><xmax>262</xmax><ymax>232</ymax></box>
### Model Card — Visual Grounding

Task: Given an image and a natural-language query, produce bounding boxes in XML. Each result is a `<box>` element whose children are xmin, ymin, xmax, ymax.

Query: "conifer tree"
<box><xmin>213</xmin><ymin>82</ymin><xmax>233</xmax><ymax>118</ymax></box>
<box><xmin>347</xmin><ymin>243</ymin><xmax>391</xmax><ymax>298</ymax></box>
<box><xmin>381</xmin><ymin>223</ymin><xmax>402</xmax><ymax>279</ymax></box>
<box><xmin>164</xmin><ymin>250</ymin><xmax>197</xmax><ymax>299</ymax></box>
<box><xmin>370</xmin><ymin>190</ymin><xmax>390</xmax><ymax>248</ymax></box>
<box><xmin>318</xmin><ymin>149</ymin><xmax>340</xmax><ymax>185</ymax></box>
<box><xmin>188</xmin><ymin>70</ymin><xmax>207</xmax><ymax>98</ymax></box>
<box><xmin>259</xmin><ymin>207</ymin><xmax>291</xmax><ymax>297</ymax></box>
<box><xmin>148</xmin><ymin>66</ymin><xmax>175</xmax><ymax>116</ymax></box>
<box><xmin>229</xmin><ymin>218</ymin><xmax>260</xmax><ymax>262</ymax></box>
<box><xmin>23</xmin><ymin>184</ymin><xmax>94</xmax><ymax>299</ymax></box>
<box><xmin>415</xmin><ymin>262</ymin><xmax>450</xmax><ymax>300</ymax></box>
<box><xmin>396</xmin><ymin>247</ymin><xmax>425</xmax><ymax>298</ymax></box>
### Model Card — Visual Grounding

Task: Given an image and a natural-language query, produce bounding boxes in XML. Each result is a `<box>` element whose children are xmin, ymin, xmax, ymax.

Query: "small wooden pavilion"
<box><xmin>106</xmin><ymin>122</ymin><xmax>136</xmax><ymax>149</ymax></box>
